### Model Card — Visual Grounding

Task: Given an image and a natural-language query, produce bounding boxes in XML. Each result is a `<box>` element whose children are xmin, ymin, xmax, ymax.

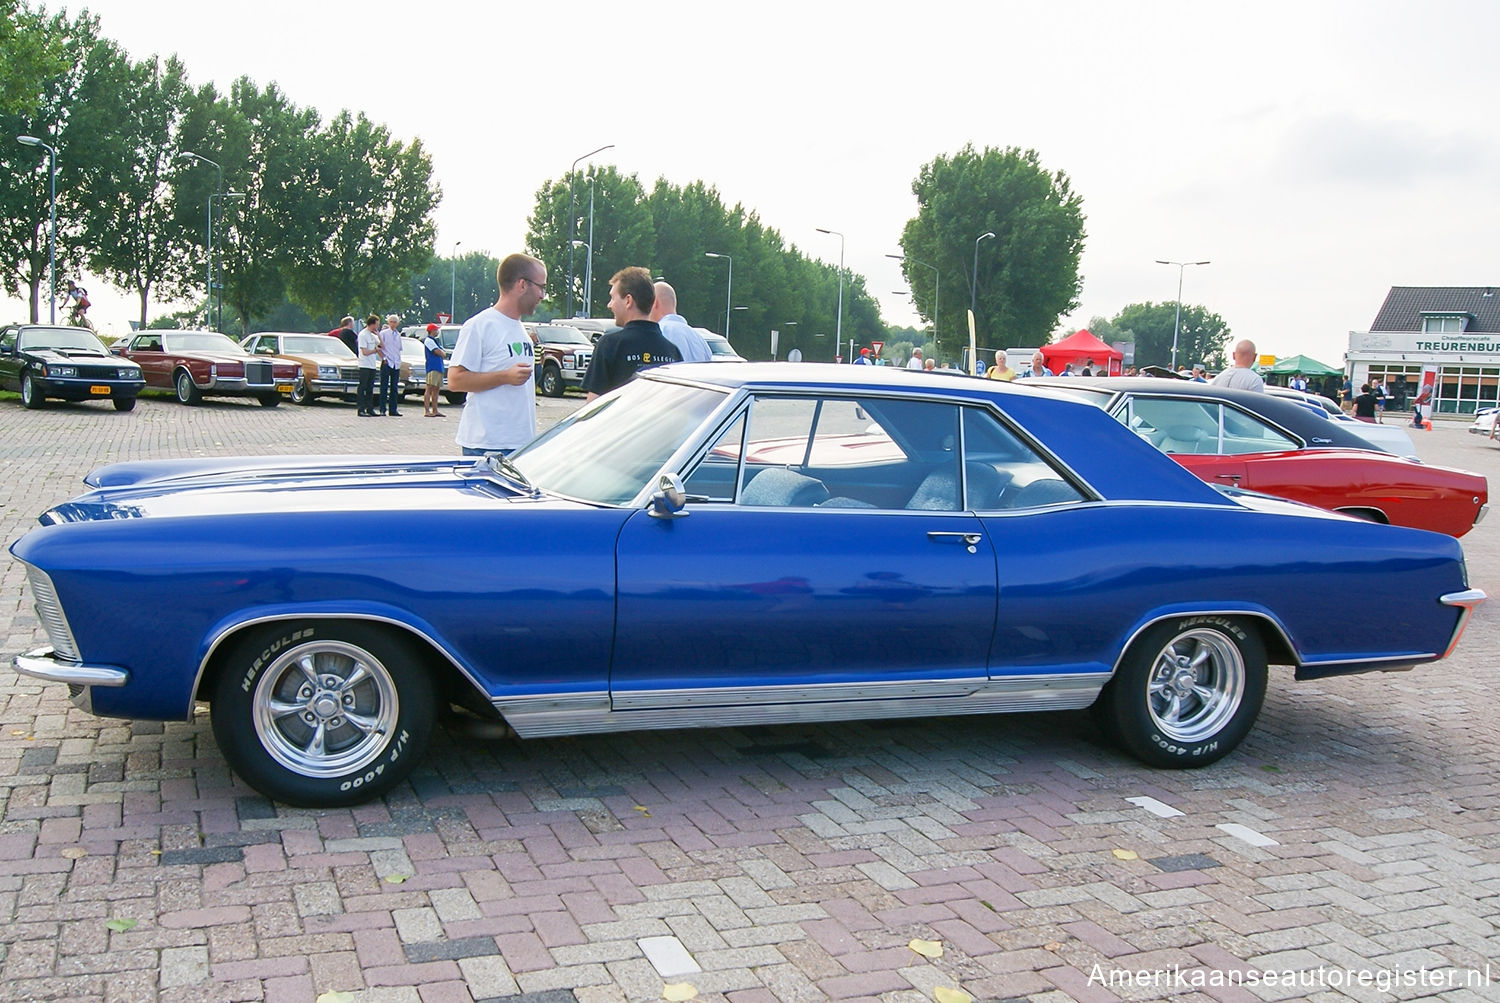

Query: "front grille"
<box><xmin>24</xmin><ymin>564</ymin><xmax>79</xmax><ymax>663</ymax></box>
<box><xmin>77</xmin><ymin>364</ymin><xmax>128</xmax><ymax>380</ymax></box>
<box><xmin>338</xmin><ymin>366</ymin><xmax>359</xmax><ymax>381</ymax></box>
<box><xmin>245</xmin><ymin>360</ymin><xmax>273</xmax><ymax>387</ymax></box>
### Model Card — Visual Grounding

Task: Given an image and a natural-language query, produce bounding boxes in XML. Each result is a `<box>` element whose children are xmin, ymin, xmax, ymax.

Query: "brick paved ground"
<box><xmin>0</xmin><ymin>392</ymin><xmax>1495</xmax><ymax>1002</ymax></box>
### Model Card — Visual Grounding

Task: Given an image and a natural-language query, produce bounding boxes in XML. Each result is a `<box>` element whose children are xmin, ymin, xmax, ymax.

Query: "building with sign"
<box><xmin>1347</xmin><ymin>286</ymin><xmax>1500</xmax><ymax>415</ymax></box>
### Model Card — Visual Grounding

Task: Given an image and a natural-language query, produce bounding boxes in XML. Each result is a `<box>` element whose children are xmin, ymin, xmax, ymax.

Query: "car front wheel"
<box><xmin>291</xmin><ymin>379</ymin><xmax>311</xmax><ymax>405</ymax></box>
<box><xmin>113</xmin><ymin>397</ymin><xmax>136</xmax><ymax>412</ymax></box>
<box><xmin>175</xmin><ymin>369</ymin><xmax>201</xmax><ymax>405</ymax></box>
<box><xmin>540</xmin><ymin>363</ymin><xmax>564</xmax><ymax>397</ymax></box>
<box><xmin>210</xmin><ymin>621</ymin><xmax>436</xmax><ymax>807</ymax></box>
<box><xmin>1094</xmin><ymin>615</ymin><xmax>1267</xmax><ymax>768</ymax></box>
<box><xmin>20</xmin><ymin>371</ymin><xmax>43</xmax><ymax>409</ymax></box>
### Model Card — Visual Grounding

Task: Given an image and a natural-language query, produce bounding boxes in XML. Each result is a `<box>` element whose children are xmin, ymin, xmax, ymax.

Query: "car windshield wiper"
<box><xmin>471</xmin><ymin>451</ymin><xmax>540</xmax><ymax>497</ymax></box>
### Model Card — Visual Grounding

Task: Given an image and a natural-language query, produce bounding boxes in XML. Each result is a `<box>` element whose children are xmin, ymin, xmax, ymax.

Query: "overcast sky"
<box><xmin>9</xmin><ymin>0</ymin><xmax>1498</xmax><ymax>366</ymax></box>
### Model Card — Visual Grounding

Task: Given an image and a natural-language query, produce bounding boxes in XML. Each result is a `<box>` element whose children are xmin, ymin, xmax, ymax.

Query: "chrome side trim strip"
<box><xmin>497</xmin><ymin>674</ymin><xmax>1106</xmax><ymax>739</ymax></box>
<box><xmin>1440</xmin><ymin>588</ymin><xmax>1487</xmax><ymax>658</ymax></box>
<box><xmin>13</xmin><ymin>646</ymin><xmax>129</xmax><ymax>687</ymax></box>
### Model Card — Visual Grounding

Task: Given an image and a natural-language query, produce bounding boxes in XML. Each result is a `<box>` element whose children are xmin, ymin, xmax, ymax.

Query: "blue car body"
<box><xmin>10</xmin><ymin>364</ymin><xmax>1484</xmax><ymax>804</ymax></box>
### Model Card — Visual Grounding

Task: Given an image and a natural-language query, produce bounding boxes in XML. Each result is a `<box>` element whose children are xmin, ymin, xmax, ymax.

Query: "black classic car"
<box><xmin>0</xmin><ymin>324</ymin><xmax>145</xmax><ymax>411</ymax></box>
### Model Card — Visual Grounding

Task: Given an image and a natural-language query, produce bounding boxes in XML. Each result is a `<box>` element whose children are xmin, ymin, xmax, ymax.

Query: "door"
<box><xmin>610</xmin><ymin>393</ymin><xmax>998</xmax><ymax>709</ymax></box>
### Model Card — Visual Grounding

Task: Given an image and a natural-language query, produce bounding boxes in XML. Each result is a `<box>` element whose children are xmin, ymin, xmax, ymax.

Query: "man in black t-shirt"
<box><xmin>582</xmin><ymin>266</ymin><xmax>682</xmax><ymax>401</ymax></box>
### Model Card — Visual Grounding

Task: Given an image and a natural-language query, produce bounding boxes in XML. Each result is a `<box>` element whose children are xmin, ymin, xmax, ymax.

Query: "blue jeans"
<box><xmin>379</xmin><ymin>363</ymin><xmax>400</xmax><ymax>413</ymax></box>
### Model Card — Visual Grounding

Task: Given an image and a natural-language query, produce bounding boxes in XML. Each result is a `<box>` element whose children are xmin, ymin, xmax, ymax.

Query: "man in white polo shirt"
<box><xmin>448</xmin><ymin>253</ymin><xmax>542</xmax><ymax>455</ymax></box>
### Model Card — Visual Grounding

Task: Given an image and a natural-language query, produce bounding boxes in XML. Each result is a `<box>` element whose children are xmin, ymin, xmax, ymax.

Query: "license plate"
<box><xmin>90</xmin><ymin>385</ymin><xmax>110</xmax><ymax>395</ymax></box>
<box><xmin>277</xmin><ymin>384</ymin><xmax>294</xmax><ymax>394</ymax></box>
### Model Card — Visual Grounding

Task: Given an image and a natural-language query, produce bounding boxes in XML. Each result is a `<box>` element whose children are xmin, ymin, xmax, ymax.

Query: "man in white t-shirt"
<box><xmin>356</xmin><ymin>314</ymin><xmax>382</xmax><ymax>417</ymax></box>
<box><xmin>448</xmin><ymin>254</ymin><xmax>542</xmax><ymax>455</ymax></box>
<box><xmin>1211</xmin><ymin>339</ymin><xmax>1265</xmax><ymax>392</ymax></box>
<box><xmin>906</xmin><ymin>347</ymin><xmax>924</xmax><ymax>370</ymax></box>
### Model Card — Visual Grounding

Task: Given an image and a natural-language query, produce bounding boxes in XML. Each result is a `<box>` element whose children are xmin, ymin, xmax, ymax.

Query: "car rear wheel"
<box><xmin>1093</xmin><ymin>615</ymin><xmax>1266</xmax><ymax>768</ymax></box>
<box><xmin>174</xmin><ymin>369</ymin><xmax>201</xmax><ymax>405</ymax></box>
<box><xmin>258</xmin><ymin>392</ymin><xmax>281</xmax><ymax>408</ymax></box>
<box><xmin>210</xmin><ymin>621</ymin><xmax>436</xmax><ymax>807</ymax></box>
<box><xmin>540</xmin><ymin>363</ymin><xmax>564</xmax><ymax>397</ymax></box>
<box><xmin>112</xmin><ymin>397</ymin><xmax>136</xmax><ymax>412</ymax></box>
<box><xmin>20</xmin><ymin>371</ymin><xmax>44</xmax><ymax>409</ymax></box>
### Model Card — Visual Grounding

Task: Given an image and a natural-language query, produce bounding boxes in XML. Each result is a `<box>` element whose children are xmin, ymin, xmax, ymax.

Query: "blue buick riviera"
<box><xmin>10</xmin><ymin>364</ymin><xmax>1484</xmax><ymax>804</ymax></box>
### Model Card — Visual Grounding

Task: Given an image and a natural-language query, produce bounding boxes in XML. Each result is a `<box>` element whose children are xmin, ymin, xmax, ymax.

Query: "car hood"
<box><xmin>44</xmin><ymin>455</ymin><xmax>590</xmax><ymax>524</ymax></box>
<box><xmin>30</xmin><ymin>348</ymin><xmax>139</xmax><ymax>368</ymax></box>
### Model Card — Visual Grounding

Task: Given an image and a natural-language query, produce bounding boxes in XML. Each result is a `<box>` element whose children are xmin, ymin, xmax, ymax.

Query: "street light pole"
<box><xmin>585</xmin><ymin>174</ymin><xmax>596</xmax><ymax>317</ymax></box>
<box><xmin>566</xmin><ymin>144</ymin><xmax>613</xmax><ymax>318</ymax></box>
<box><xmin>17</xmin><ymin>136</ymin><xmax>57</xmax><ymax>324</ymax></box>
<box><xmin>704</xmin><ymin>252</ymin><xmax>732</xmax><ymax>335</ymax></box>
<box><xmin>209</xmin><ymin>191</ymin><xmax>244</xmax><ymax>330</ymax></box>
<box><xmin>816</xmin><ymin>228</ymin><xmax>844</xmax><ymax>361</ymax></box>
<box><xmin>1155</xmin><ymin>259</ymin><xmax>1211</xmax><ymax>371</ymax></box>
<box><xmin>887</xmin><ymin>252</ymin><xmax>939</xmax><ymax>355</ymax></box>
<box><xmin>177</xmin><ymin>151</ymin><xmax>223</xmax><ymax>328</ymax></box>
<box><xmin>450</xmin><ymin>240</ymin><xmax>461</xmax><ymax>321</ymax></box>
<box><xmin>571</xmin><ymin>240</ymin><xmax>590</xmax><ymax>314</ymax></box>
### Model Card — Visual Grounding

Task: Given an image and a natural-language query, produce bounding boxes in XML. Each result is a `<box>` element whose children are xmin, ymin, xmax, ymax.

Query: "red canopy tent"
<box><xmin>1041</xmin><ymin>329</ymin><xmax>1124</xmax><ymax>375</ymax></box>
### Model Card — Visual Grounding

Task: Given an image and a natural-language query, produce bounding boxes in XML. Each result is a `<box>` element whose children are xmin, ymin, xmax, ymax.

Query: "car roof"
<box><xmin>642</xmin><ymin>363</ymin><xmax>1238</xmax><ymax>506</ymax></box>
<box><xmin>1024</xmin><ymin>376</ymin><xmax>1383</xmax><ymax>451</ymax></box>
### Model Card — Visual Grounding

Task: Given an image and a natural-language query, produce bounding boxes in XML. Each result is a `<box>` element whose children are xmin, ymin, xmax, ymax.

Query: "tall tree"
<box><xmin>70</xmin><ymin>42</ymin><xmax>194</xmax><ymax>327</ymax></box>
<box><xmin>407</xmin><ymin>250</ymin><xmax>499</xmax><ymax>325</ymax></box>
<box><xmin>0</xmin><ymin>5</ymin><xmax>97</xmax><ymax>321</ymax></box>
<box><xmin>1113</xmin><ymin>301</ymin><xmax>1231</xmax><ymax>370</ymax></box>
<box><xmin>213</xmin><ymin>78</ymin><xmax>321</xmax><ymax>332</ymax></box>
<box><xmin>526</xmin><ymin>165</ymin><xmax>652</xmax><ymax>318</ymax></box>
<box><xmin>0</xmin><ymin>0</ymin><xmax>68</xmax><ymax>116</ymax></box>
<box><xmin>284</xmin><ymin>110</ymin><xmax>441</xmax><ymax>319</ymax></box>
<box><xmin>899</xmin><ymin>144</ymin><xmax>1086</xmax><ymax>352</ymax></box>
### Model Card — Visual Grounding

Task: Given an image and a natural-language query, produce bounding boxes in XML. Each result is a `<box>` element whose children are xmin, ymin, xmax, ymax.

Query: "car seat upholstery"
<box><xmin>906</xmin><ymin>462</ymin><xmax>1009</xmax><ymax>511</ymax></box>
<box><xmin>739</xmin><ymin>467</ymin><xmax>831</xmax><ymax>507</ymax></box>
<box><xmin>1158</xmin><ymin>425</ymin><xmax>1213</xmax><ymax>454</ymax></box>
<box><xmin>1006</xmin><ymin>478</ymin><xmax>1081</xmax><ymax>508</ymax></box>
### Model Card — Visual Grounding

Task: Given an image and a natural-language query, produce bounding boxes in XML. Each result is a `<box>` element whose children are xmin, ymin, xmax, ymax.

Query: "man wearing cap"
<box><xmin>854</xmin><ymin>347</ymin><xmax>873</xmax><ymax>365</ymax></box>
<box><xmin>421</xmin><ymin>323</ymin><xmax>447</xmax><ymax>417</ymax></box>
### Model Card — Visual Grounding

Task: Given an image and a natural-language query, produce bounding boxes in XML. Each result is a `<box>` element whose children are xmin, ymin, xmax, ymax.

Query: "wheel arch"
<box><xmin>1112</xmin><ymin>608</ymin><xmax>1297</xmax><ymax>678</ymax></box>
<box><xmin>192</xmin><ymin>611</ymin><xmax>497</xmax><ymax>718</ymax></box>
<box><xmin>1332</xmin><ymin>506</ymin><xmax>1390</xmax><ymax>524</ymax></box>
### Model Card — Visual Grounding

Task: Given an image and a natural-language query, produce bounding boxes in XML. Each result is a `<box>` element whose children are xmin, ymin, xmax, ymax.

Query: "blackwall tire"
<box><xmin>210</xmin><ymin>621</ymin><xmax>436</xmax><ymax>807</ymax></box>
<box><xmin>1094</xmin><ymin>615</ymin><xmax>1267</xmax><ymax>768</ymax></box>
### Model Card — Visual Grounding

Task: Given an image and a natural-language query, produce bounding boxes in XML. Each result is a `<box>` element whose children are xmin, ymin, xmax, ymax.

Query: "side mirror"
<box><xmin>648</xmin><ymin>472</ymin><xmax>690</xmax><ymax>519</ymax></box>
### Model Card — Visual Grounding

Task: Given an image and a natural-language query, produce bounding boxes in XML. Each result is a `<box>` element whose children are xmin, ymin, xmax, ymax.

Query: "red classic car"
<box><xmin>113</xmin><ymin>330</ymin><xmax>300</xmax><ymax>406</ymax></box>
<box><xmin>1030</xmin><ymin>378</ymin><xmax>1488</xmax><ymax>537</ymax></box>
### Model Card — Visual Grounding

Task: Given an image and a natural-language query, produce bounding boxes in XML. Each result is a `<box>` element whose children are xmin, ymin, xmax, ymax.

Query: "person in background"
<box><xmin>1371</xmin><ymin>376</ymin><xmax>1386</xmax><ymax>422</ymax></box>
<box><xmin>448</xmin><ymin>253</ymin><xmax>541</xmax><ymax>455</ymax></box>
<box><xmin>648</xmin><ymin>282</ymin><xmax>712</xmax><ymax>363</ymax></box>
<box><xmin>1211</xmin><ymin>339</ymin><xmax>1265</xmax><ymax>392</ymax></box>
<box><xmin>1353</xmin><ymin>383</ymin><xmax>1378</xmax><ymax>421</ymax></box>
<box><xmin>1023</xmin><ymin>350</ymin><xmax>1053</xmax><ymax>378</ymax></box>
<box><xmin>986</xmin><ymin>351</ymin><xmax>1016</xmax><ymax>381</ymax></box>
<box><xmin>1191</xmin><ymin>365</ymin><xmax>1208</xmax><ymax>382</ymax></box>
<box><xmin>582</xmin><ymin>267</ymin><xmax>682</xmax><ymax>401</ymax></box>
<box><xmin>330</xmin><ymin>316</ymin><xmax>357</xmax><ymax>354</ymax></box>
<box><xmin>906</xmin><ymin>347</ymin><xmax>924</xmax><ymax>370</ymax></box>
<box><xmin>421</xmin><ymin>322</ymin><xmax>446</xmax><ymax>417</ymax></box>
<box><xmin>356</xmin><ymin>314</ymin><xmax>382</xmax><ymax>417</ymax></box>
<box><xmin>854</xmin><ymin>348</ymin><xmax>873</xmax><ymax>365</ymax></box>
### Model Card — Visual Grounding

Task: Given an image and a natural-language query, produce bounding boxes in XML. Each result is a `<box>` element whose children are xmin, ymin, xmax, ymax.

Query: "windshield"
<box><xmin>164</xmin><ymin>332</ymin><xmax>241</xmax><ymax>353</ymax></box>
<box><xmin>512</xmin><ymin>377</ymin><xmax>729</xmax><ymax>505</ymax></box>
<box><xmin>283</xmin><ymin>336</ymin><xmax>354</xmax><ymax>358</ymax></box>
<box><xmin>19</xmin><ymin>328</ymin><xmax>109</xmax><ymax>353</ymax></box>
<box><xmin>533</xmin><ymin>325</ymin><xmax>592</xmax><ymax>346</ymax></box>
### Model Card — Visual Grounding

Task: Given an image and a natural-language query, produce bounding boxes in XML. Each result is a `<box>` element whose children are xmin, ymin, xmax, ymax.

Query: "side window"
<box><xmin>254</xmin><ymin>337</ymin><xmax>277</xmax><ymax>355</ymax></box>
<box><xmin>683</xmin><ymin>412</ymin><xmax>746</xmax><ymax>502</ymax></box>
<box><xmin>1220</xmin><ymin>406</ymin><xmax>1298</xmax><ymax>454</ymax></box>
<box><xmin>135</xmin><ymin>335</ymin><xmax>163</xmax><ymax>352</ymax></box>
<box><xmin>963</xmin><ymin>408</ymin><xmax>1084</xmax><ymax>510</ymax></box>
<box><xmin>0</xmin><ymin>328</ymin><xmax>17</xmax><ymax>354</ymax></box>
<box><xmin>688</xmin><ymin>395</ymin><xmax>961</xmax><ymax>510</ymax></box>
<box><xmin>1118</xmin><ymin>397</ymin><xmax>1221</xmax><ymax>454</ymax></box>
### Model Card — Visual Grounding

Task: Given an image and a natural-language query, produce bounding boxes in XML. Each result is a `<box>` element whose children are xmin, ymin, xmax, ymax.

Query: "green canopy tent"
<box><xmin>1268</xmin><ymin>354</ymin><xmax>1341</xmax><ymax>376</ymax></box>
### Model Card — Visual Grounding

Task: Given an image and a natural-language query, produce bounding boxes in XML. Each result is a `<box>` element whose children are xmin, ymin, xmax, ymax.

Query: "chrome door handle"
<box><xmin>928</xmin><ymin>531</ymin><xmax>982</xmax><ymax>553</ymax></box>
<box><xmin>1213</xmin><ymin>473</ymin><xmax>1242</xmax><ymax>483</ymax></box>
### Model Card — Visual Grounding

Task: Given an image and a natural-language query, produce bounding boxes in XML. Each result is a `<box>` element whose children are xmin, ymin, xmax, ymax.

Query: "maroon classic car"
<box><xmin>112</xmin><ymin>330</ymin><xmax>300</xmax><ymax>406</ymax></box>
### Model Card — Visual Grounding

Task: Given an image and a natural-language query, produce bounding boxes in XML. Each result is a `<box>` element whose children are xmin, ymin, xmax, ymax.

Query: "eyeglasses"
<box><xmin>522</xmin><ymin>277</ymin><xmax>547</xmax><ymax>293</ymax></box>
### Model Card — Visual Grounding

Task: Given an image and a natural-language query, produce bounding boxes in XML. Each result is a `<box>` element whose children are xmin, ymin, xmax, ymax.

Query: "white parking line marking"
<box><xmin>1126</xmin><ymin>796</ymin><xmax>1184</xmax><ymax>818</ymax></box>
<box><xmin>639</xmin><ymin>936</ymin><xmax>701</xmax><ymax>978</ymax></box>
<box><xmin>1216</xmin><ymin>822</ymin><xmax>1279</xmax><ymax>847</ymax></box>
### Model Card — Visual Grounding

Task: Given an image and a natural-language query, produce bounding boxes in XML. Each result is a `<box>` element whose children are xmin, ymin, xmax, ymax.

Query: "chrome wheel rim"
<box><xmin>252</xmin><ymin>640</ymin><xmax>399</xmax><ymax>778</ymax></box>
<box><xmin>176</xmin><ymin>372</ymin><xmax>193</xmax><ymax>401</ymax></box>
<box><xmin>21</xmin><ymin>376</ymin><xmax>33</xmax><ymax>404</ymax></box>
<box><xmin>1146</xmin><ymin>628</ymin><xmax>1244</xmax><ymax>742</ymax></box>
